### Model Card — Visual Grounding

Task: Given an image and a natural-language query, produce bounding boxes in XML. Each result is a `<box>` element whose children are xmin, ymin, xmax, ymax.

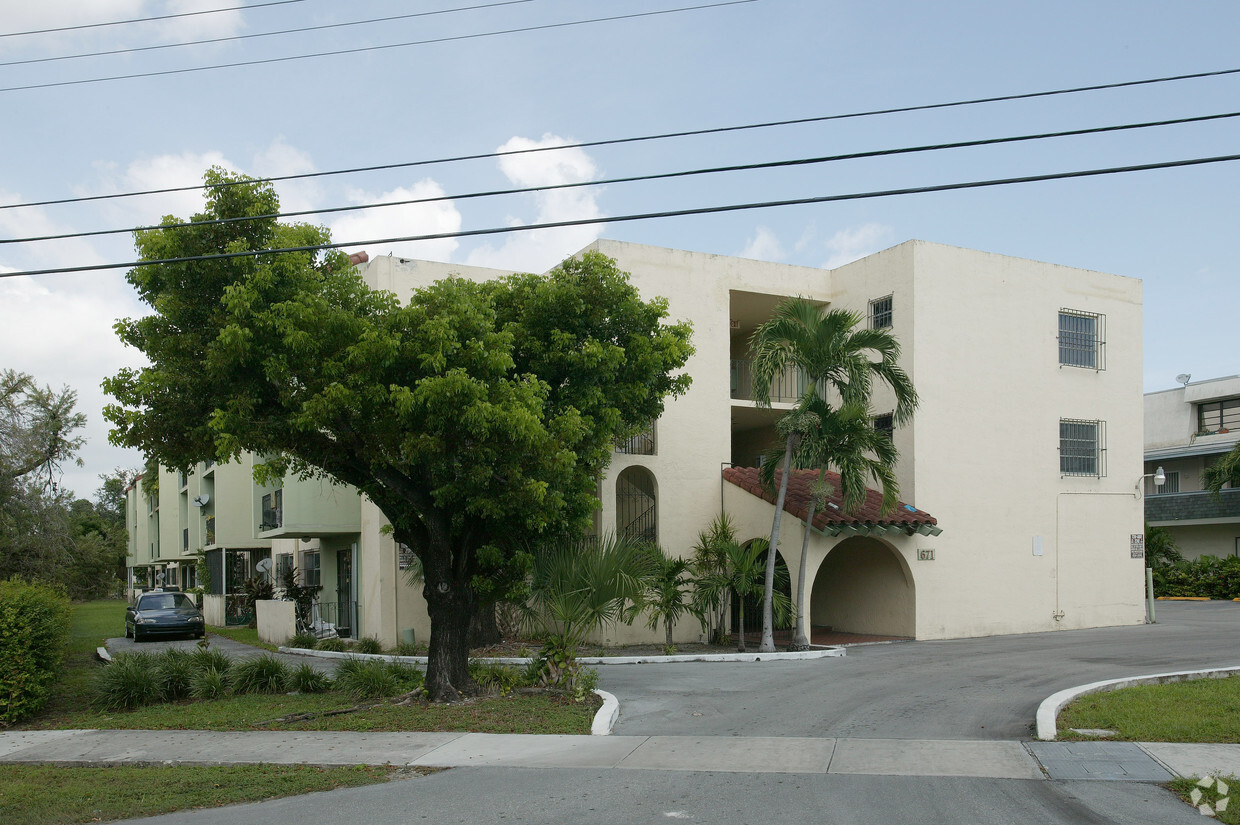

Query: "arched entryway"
<box><xmin>810</xmin><ymin>536</ymin><xmax>915</xmax><ymax>638</ymax></box>
<box><xmin>732</xmin><ymin>542</ymin><xmax>792</xmax><ymax>641</ymax></box>
<box><xmin>615</xmin><ymin>465</ymin><xmax>657</xmax><ymax>544</ymax></box>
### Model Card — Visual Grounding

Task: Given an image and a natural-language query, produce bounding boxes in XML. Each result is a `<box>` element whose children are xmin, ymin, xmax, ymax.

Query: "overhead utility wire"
<box><xmin>0</xmin><ymin>1</ymin><xmax>756</xmax><ymax>93</ymax></box>
<box><xmin>5</xmin><ymin>152</ymin><xmax>1239</xmax><ymax>280</ymax></box>
<box><xmin>0</xmin><ymin>0</ymin><xmax>302</xmax><ymax>38</ymax></box>
<box><xmin>6</xmin><ymin>64</ymin><xmax>1240</xmax><ymax>212</ymax></box>
<box><xmin>8</xmin><ymin>110</ymin><xmax>1239</xmax><ymax>247</ymax></box>
<box><xmin>0</xmin><ymin>0</ymin><xmax>534</xmax><ymax>68</ymax></box>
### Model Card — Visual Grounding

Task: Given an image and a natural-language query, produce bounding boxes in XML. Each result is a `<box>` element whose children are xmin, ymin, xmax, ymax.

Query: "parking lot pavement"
<box><xmin>104</xmin><ymin>633</ymin><xmax>337</xmax><ymax>673</ymax></box>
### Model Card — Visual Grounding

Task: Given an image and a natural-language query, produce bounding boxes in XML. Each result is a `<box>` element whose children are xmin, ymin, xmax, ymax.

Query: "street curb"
<box><xmin>276</xmin><ymin>647</ymin><xmax>847</xmax><ymax>666</ymax></box>
<box><xmin>1035</xmin><ymin>665</ymin><xmax>1240</xmax><ymax>741</ymax></box>
<box><xmin>591</xmin><ymin>689</ymin><xmax>619</xmax><ymax>735</ymax></box>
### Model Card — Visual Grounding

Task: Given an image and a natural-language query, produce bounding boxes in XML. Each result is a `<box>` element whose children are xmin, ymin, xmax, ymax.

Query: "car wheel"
<box><xmin>125</xmin><ymin>624</ymin><xmax>132</xmax><ymax>639</ymax></box>
<box><xmin>133</xmin><ymin>628</ymin><xmax>143</xmax><ymax>643</ymax></box>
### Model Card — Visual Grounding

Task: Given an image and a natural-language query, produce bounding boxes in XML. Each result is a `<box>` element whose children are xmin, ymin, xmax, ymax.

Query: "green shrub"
<box><xmin>157</xmin><ymin>648</ymin><xmax>196</xmax><ymax>701</ymax></box>
<box><xmin>316</xmin><ymin>637</ymin><xmax>347</xmax><ymax>652</ymax></box>
<box><xmin>189</xmin><ymin>646</ymin><xmax>231</xmax><ymax>675</ymax></box>
<box><xmin>393</xmin><ymin>641</ymin><xmax>425</xmax><ymax>657</ymax></box>
<box><xmin>470</xmin><ymin>661</ymin><xmax>526</xmax><ymax>695</ymax></box>
<box><xmin>386</xmin><ymin>662</ymin><xmax>424</xmax><ymax>693</ymax></box>
<box><xmin>1154</xmin><ymin>555</ymin><xmax>1240</xmax><ymax>599</ymax></box>
<box><xmin>288</xmin><ymin>663</ymin><xmax>331</xmax><ymax>694</ymax></box>
<box><xmin>229</xmin><ymin>654</ymin><xmax>290</xmax><ymax>695</ymax></box>
<box><xmin>334</xmin><ymin>658</ymin><xmax>399</xmax><ymax>700</ymax></box>
<box><xmin>355</xmin><ymin>636</ymin><xmax>383</xmax><ymax>655</ymax></box>
<box><xmin>0</xmin><ymin>577</ymin><xmax>72</xmax><ymax>724</ymax></box>
<box><xmin>93</xmin><ymin>652</ymin><xmax>163</xmax><ymax>711</ymax></box>
<box><xmin>190</xmin><ymin>667</ymin><xmax>229</xmax><ymax>700</ymax></box>
<box><xmin>288</xmin><ymin>632</ymin><xmax>318</xmax><ymax>650</ymax></box>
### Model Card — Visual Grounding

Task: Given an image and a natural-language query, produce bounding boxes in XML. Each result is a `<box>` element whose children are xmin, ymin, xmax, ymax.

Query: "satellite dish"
<box><xmin>1176</xmin><ymin>373</ymin><xmax>1191</xmax><ymax>387</ymax></box>
<box><xmin>154</xmin><ymin>571</ymin><xmax>165</xmax><ymax>585</ymax></box>
<box><xmin>255</xmin><ymin>558</ymin><xmax>274</xmax><ymax>579</ymax></box>
<box><xmin>191</xmin><ymin>493</ymin><xmax>210</xmax><ymax>507</ymax></box>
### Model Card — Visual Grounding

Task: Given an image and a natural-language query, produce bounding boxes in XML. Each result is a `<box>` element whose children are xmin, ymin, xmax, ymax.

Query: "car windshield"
<box><xmin>139</xmin><ymin>593</ymin><xmax>196</xmax><ymax>611</ymax></box>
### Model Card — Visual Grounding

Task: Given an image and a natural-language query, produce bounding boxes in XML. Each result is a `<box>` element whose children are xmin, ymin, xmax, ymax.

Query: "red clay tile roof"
<box><xmin>723</xmin><ymin>466</ymin><xmax>937</xmax><ymax>532</ymax></box>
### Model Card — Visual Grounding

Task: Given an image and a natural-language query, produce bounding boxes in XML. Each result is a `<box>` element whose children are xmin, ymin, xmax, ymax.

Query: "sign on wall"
<box><xmin>1130</xmin><ymin>534</ymin><xmax>1145</xmax><ymax>559</ymax></box>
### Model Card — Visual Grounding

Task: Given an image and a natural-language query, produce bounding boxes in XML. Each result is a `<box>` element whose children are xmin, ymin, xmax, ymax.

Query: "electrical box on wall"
<box><xmin>1033</xmin><ymin>536</ymin><xmax>1044</xmax><ymax>557</ymax></box>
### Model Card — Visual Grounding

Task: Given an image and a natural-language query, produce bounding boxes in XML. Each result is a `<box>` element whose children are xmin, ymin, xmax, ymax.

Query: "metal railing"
<box><xmin>730</xmin><ymin>359</ymin><xmax>810</xmax><ymax>404</ymax></box>
<box><xmin>615</xmin><ymin>423</ymin><xmax>656</xmax><ymax>455</ymax></box>
<box><xmin>309</xmin><ymin>600</ymin><xmax>359</xmax><ymax>639</ymax></box>
<box><xmin>205</xmin><ymin>516</ymin><xmax>216</xmax><ymax>545</ymax></box>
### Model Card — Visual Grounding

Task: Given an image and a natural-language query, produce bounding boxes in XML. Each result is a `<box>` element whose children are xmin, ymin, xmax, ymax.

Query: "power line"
<box><xmin>5</xmin><ymin>151</ymin><xmax>1239</xmax><ymax>279</ymax></box>
<box><xmin>0</xmin><ymin>0</ymin><xmax>303</xmax><ymax>38</ymax></box>
<box><xmin>0</xmin><ymin>1</ymin><xmax>756</xmax><ymax>93</ymax></box>
<box><xmin>7</xmin><ymin>109</ymin><xmax>1240</xmax><ymax>247</ymax></box>
<box><xmin>5</xmin><ymin>64</ymin><xmax>1240</xmax><ymax>213</ymax></box>
<box><xmin>0</xmin><ymin>1</ymin><xmax>535</xmax><ymax>68</ymax></box>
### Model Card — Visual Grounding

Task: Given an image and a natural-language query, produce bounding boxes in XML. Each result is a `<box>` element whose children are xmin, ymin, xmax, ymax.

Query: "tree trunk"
<box><xmin>665</xmin><ymin>618</ymin><xmax>674</xmax><ymax>650</ymax></box>
<box><xmin>469</xmin><ymin>601</ymin><xmax>503</xmax><ymax>648</ymax></box>
<box><xmin>736</xmin><ymin>599</ymin><xmax>746</xmax><ymax>652</ymax></box>
<box><xmin>422</xmin><ymin>574</ymin><xmax>477</xmax><ymax>702</ymax></box>
<box><xmin>761</xmin><ymin>437</ymin><xmax>796</xmax><ymax>652</ymax></box>
<box><xmin>788</xmin><ymin>485</ymin><xmax>818</xmax><ymax>652</ymax></box>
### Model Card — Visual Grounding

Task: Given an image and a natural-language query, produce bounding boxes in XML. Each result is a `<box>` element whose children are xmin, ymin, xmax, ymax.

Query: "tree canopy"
<box><xmin>104</xmin><ymin>168</ymin><xmax>693</xmax><ymax>700</ymax></box>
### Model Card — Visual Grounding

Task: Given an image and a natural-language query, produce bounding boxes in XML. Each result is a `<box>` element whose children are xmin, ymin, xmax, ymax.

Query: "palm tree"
<box><xmin>762</xmin><ymin>395</ymin><xmax>899</xmax><ymax>650</ymax></box>
<box><xmin>641</xmin><ymin>545</ymin><xmax>701</xmax><ymax>651</ymax></box>
<box><xmin>694</xmin><ymin>534</ymin><xmax>791</xmax><ymax>652</ymax></box>
<box><xmin>1203</xmin><ymin>443</ymin><xmax>1240</xmax><ymax>495</ymax></box>
<box><xmin>750</xmin><ymin>298</ymin><xmax>918</xmax><ymax>652</ymax></box>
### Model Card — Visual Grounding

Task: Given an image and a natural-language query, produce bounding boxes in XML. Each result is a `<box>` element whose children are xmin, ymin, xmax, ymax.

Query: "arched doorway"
<box><xmin>615</xmin><ymin>466</ymin><xmax>657</xmax><ymax>544</ymax></box>
<box><xmin>811</xmin><ymin>537</ymin><xmax>915</xmax><ymax>638</ymax></box>
<box><xmin>731</xmin><ymin>543</ymin><xmax>792</xmax><ymax>641</ymax></box>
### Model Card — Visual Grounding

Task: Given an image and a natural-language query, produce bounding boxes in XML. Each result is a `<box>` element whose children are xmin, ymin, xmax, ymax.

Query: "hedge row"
<box><xmin>1152</xmin><ymin>555</ymin><xmax>1240</xmax><ymax>600</ymax></box>
<box><xmin>0</xmin><ymin>577</ymin><xmax>71</xmax><ymax>726</ymax></box>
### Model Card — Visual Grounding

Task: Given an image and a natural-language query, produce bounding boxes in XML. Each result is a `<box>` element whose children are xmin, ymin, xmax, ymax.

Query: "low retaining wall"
<box><xmin>202</xmin><ymin>594</ymin><xmax>225</xmax><ymax>627</ymax></box>
<box><xmin>257</xmin><ymin>599</ymin><xmax>296</xmax><ymax>645</ymax></box>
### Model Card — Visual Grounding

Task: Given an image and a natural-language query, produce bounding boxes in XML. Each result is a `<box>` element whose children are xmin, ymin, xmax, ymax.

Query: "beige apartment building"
<box><xmin>1144</xmin><ymin>374</ymin><xmax>1240</xmax><ymax>559</ymax></box>
<box><xmin>127</xmin><ymin>239</ymin><xmax>1148</xmax><ymax>645</ymax></box>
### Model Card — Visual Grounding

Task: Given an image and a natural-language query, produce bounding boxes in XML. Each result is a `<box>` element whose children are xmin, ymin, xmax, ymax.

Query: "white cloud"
<box><xmin>738</xmin><ymin>226</ymin><xmax>784</xmax><ymax>261</ymax></box>
<box><xmin>822</xmin><ymin>223</ymin><xmax>894</xmax><ymax>269</ymax></box>
<box><xmin>0</xmin><ymin>273</ymin><xmax>148</xmax><ymax>499</ymax></box>
<box><xmin>252</xmin><ymin>137</ymin><xmax>322</xmax><ymax>215</ymax></box>
<box><xmin>0</xmin><ymin>1</ymin><xmax>243</xmax><ymax>57</ymax></box>
<box><xmin>465</xmin><ymin>134</ymin><xmax>604</xmax><ymax>273</ymax></box>
<box><xmin>0</xmin><ymin>188</ymin><xmax>107</xmax><ymax>271</ymax></box>
<box><xmin>330</xmin><ymin>179</ymin><xmax>462</xmax><ymax>262</ymax></box>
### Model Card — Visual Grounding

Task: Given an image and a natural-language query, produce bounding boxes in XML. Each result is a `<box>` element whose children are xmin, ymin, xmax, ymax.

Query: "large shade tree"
<box><xmin>104</xmin><ymin>169</ymin><xmax>693</xmax><ymax>700</ymax></box>
<box><xmin>749</xmin><ymin>298</ymin><xmax>917</xmax><ymax>652</ymax></box>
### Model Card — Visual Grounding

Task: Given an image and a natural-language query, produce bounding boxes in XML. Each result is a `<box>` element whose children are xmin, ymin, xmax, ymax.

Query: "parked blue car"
<box><xmin>125</xmin><ymin>590</ymin><xmax>205</xmax><ymax>641</ymax></box>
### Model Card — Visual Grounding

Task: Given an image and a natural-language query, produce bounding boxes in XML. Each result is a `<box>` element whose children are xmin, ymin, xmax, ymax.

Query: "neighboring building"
<box><xmin>126</xmin><ymin>238</ymin><xmax>1148</xmax><ymax>645</ymax></box>
<box><xmin>1144</xmin><ymin>375</ymin><xmax>1240</xmax><ymax>559</ymax></box>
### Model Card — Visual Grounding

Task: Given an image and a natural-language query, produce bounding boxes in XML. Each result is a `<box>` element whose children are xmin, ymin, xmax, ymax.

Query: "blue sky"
<box><xmin>2</xmin><ymin>0</ymin><xmax>1238</xmax><ymax>498</ymax></box>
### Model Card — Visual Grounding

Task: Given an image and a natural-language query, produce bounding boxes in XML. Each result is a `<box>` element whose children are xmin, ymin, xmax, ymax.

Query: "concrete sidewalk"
<box><xmin>3</xmin><ymin>729</ymin><xmax>1238</xmax><ymax>782</ymax></box>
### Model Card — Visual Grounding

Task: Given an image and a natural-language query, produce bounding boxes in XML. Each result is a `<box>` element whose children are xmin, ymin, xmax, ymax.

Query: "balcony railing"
<box><xmin>1145</xmin><ymin>488</ymin><xmax>1240</xmax><ymax>523</ymax></box>
<box><xmin>205</xmin><ymin>516</ymin><xmax>216</xmax><ymax>546</ymax></box>
<box><xmin>730</xmin><ymin>359</ymin><xmax>811</xmax><ymax>404</ymax></box>
<box><xmin>309</xmin><ymin>600</ymin><xmax>359</xmax><ymax>639</ymax></box>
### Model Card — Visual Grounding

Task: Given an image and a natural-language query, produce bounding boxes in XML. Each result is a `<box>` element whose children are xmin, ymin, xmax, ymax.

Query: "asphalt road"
<box><xmin>598</xmin><ymin>601</ymin><xmax>1240</xmax><ymax>739</ymax></box>
<box><xmin>114</xmin><ymin>767</ymin><xmax>1206</xmax><ymax>825</ymax></box>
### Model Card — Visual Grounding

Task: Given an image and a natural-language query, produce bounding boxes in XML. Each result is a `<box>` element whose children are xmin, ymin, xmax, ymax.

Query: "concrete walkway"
<box><xmin>3</xmin><ymin>729</ymin><xmax>1238</xmax><ymax>782</ymax></box>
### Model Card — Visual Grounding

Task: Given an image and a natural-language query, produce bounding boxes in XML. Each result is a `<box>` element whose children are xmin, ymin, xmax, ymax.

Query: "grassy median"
<box><xmin>0</xmin><ymin>764</ymin><xmax>403</xmax><ymax>825</ymax></box>
<box><xmin>1058</xmin><ymin>674</ymin><xmax>1240</xmax><ymax>742</ymax></box>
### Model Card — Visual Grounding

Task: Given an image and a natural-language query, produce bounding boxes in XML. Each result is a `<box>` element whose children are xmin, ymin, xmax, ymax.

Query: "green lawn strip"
<box><xmin>32</xmin><ymin>600</ymin><xmax>126</xmax><ymax>722</ymax></box>
<box><xmin>1058</xmin><ymin>675</ymin><xmax>1240</xmax><ymax>742</ymax></box>
<box><xmin>205</xmin><ymin>624</ymin><xmax>280</xmax><ymax>651</ymax></box>
<box><xmin>0</xmin><ymin>763</ymin><xmax>399</xmax><ymax>825</ymax></box>
<box><xmin>32</xmin><ymin>690</ymin><xmax>598</xmax><ymax>734</ymax></box>
<box><xmin>1167</xmin><ymin>776</ymin><xmax>1238</xmax><ymax>823</ymax></box>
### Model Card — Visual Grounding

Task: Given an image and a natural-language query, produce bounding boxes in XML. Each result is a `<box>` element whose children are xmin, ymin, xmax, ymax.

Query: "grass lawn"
<box><xmin>0</xmin><ymin>763</ymin><xmax>403</xmax><ymax>825</ymax></box>
<box><xmin>1058</xmin><ymin>675</ymin><xmax>1240</xmax><ymax>742</ymax></box>
<box><xmin>1168</xmin><ymin>776</ymin><xmax>1238</xmax><ymax>824</ymax></box>
<box><xmin>205</xmin><ymin>623</ymin><xmax>280</xmax><ymax>651</ymax></box>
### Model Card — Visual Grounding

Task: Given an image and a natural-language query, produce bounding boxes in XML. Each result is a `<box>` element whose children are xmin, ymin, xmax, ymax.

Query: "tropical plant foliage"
<box><xmin>748</xmin><ymin>298</ymin><xmax>917</xmax><ymax>651</ymax></box>
<box><xmin>103</xmin><ymin>170</ymin><xmax>693</xmax><ymax>701</ymax></box>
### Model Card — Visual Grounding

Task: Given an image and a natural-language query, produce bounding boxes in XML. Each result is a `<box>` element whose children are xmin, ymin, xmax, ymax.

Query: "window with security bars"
<box><xmin>870</xmin><ymin>295</ymin><xmax>893</xmax><ymax>329</ymax></box>
<box><xmin>1058</xmin><ymin>309</ymin><xmax>1104</xmax><ymax>369</ymax></box>
<box><xmin>615</xmin><ymin>421</ymin><xmax>656</xmax><ymax>455</ymax></box>
<box><xmin>1198</xmin><ymin>397</ymin><xmax>1240</xmax><ymax>434</ymax></box>
<box><xmin>1060</xmin><ymin>419</ymin><xmax>1106</xmax><ymax>476</ymax></box>
<box><xmin>873</xmin><ymin>413</ymin><xmax>894</xmax><ymax>441</ymax></box>
<box><xmin>302</xmin><ymin>551</ymin><xmax>320</xmax><ymax>587</ymax></box>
